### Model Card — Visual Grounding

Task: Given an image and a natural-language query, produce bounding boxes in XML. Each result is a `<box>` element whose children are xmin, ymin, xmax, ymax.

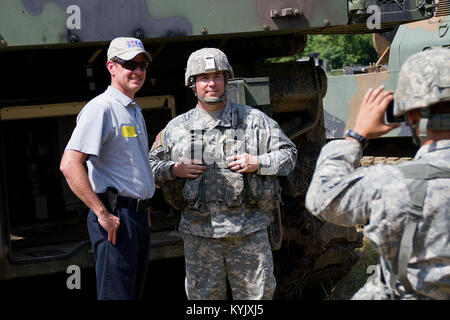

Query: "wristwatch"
<box><xmin>344</xmin><ymin>129</ymin><xmax>368</xmax><ymax>149</ymax></box>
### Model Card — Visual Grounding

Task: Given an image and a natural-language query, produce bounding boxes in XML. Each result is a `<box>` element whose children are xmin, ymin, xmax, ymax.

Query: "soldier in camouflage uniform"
<box><xmin>149</xmin><ymin>48</ymin><xmax>297</xmax><ymax>299</ymax></box>
<box><xmin>305</xmin><ymin>47</ymin><xmax>450</xmax><ymax>300</ymax></box>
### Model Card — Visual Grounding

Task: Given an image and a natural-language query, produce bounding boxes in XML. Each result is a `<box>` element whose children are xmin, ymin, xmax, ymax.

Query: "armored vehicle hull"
<box><xmin>0</xmin><ymin>0</ymin><xmax>433</xmax><ymax>298</ymax></box>
<box><xmin>324</xmin><ymin>0</ymin><xmax>449</xmax><ymax>159</ymax></box>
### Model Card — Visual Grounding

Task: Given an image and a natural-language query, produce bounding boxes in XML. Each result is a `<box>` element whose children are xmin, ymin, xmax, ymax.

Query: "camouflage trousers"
<box><xmin>351</xmin><ymin>275</ymin><xmax>393</xmax><ymax>300</ymax></box>
<box><xmin>351</xmin><ymin>268</ymin><xmax>422</xmax><ymax>300</ymax></box>
<box><xmin>182</xmin><ymin>229</ymin><xmax>276</xmax><ymax>300</ymax></box>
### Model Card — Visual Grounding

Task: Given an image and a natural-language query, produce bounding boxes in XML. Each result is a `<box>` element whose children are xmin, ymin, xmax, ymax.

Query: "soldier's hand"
<box><xmin>97</xmin><ymin>212</ymin><xmax>120</xmax><ymax>245</ymax></box>
<box><xmin>352</xmin><ymin>85</ymin><xmax>401</xmax><ymax>140</ymax></box>
<box><xmin>226</xmin><ymin>153</ymin><xmax>258</xmax><ymax>173</ymax></box>
<box><xmin>171</xmin><ymin>159</ymin><xmax>207</xmax><ymax>179</ymax></box>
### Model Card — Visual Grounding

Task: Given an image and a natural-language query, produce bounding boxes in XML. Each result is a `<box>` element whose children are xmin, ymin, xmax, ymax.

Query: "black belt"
<box><xmin>117</xmin><ymin>196</ymin><xmax>151</xmax><ymax>212</ymax></box>
<box><xmin>97</xmin><ymin>192</ymin><xmax>151</xmax><ymax>213</ymax></box>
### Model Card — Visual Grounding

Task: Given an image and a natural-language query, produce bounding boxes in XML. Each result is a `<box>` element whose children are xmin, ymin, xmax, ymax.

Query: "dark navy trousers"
<box><xmin>87</xmin><ymin>207</ymin><xmax>151</xmax><ymax>300</ymax></box>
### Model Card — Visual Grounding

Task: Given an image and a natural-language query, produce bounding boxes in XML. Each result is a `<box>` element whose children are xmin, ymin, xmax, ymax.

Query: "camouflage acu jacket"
<box><xmin>305</xmin><ymin>139</ymin><xmax>450</xmax><ymax>300</ymax></box>
<box><xmin>149</xmin><ymin>102</ymin><xmax>297</xmax><ymax>238</ymax></box>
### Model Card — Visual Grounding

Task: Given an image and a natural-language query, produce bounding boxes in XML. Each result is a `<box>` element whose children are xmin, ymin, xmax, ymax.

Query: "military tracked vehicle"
<box><xmin>324</xmin><ymin>0</ymin><xmax>449</xmax><ymax>161</ymax></box>
<box><xmin>0</xmin><ymin>0</ymin><xmax>433</xmax><ymax>298</ymax></box>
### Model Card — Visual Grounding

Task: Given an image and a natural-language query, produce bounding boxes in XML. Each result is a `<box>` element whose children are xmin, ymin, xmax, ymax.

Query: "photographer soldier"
<box><xmin>305</xmin><ymin>47</ymin><xmax>450</xmax><ymax>300</ymax></box>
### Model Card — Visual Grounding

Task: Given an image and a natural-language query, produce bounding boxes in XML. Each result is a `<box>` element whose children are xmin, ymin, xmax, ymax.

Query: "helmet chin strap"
<box><xmin>192</xmin><ymin>77</ymin><xmax>228</xmax><ymax>105</ymax></box>
<box><xmin>410</xmin><ymin>127</ymin><xmax>422</xmax><ymax>147</ymax></box>
<box><xmin>195</xmin><ymin>92</ymin><xmax>225</xmax><ymax>105</ymax></box>
<box><xmin>405</xmin><ymin>115</ymin><xmax>423</xmax><ymax>147</ymax></box>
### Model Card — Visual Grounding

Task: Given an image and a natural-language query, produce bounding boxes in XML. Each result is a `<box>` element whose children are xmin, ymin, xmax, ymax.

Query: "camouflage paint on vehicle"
<box><xmin>324</xmin><ymin>0</ymin><xmax>450</xmax><ymax>140</ymax></box>
<box><xmin>0</xmin><ymin>0</ymin><xmax>434</xmax><ymax>47</ymax></box>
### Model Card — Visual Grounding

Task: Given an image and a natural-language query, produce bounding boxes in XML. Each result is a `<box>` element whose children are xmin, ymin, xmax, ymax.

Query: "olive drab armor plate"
<box><xmin>323</xmin><ymin>2</ymin><xmax>449</xmax><ymax>140</ymax></box>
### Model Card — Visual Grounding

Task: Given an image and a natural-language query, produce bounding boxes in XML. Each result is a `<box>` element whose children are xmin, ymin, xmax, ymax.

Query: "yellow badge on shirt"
<box><xmin>121</xmin><ymin>126</ymin><xmax>137</xmax><ymax>138</ymax></box>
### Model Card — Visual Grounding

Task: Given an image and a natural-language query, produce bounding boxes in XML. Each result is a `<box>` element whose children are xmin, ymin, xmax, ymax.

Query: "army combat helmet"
<box><xmin>185</xmin><ymin>48</ymin><xmax>234</xmax><ymax>105</ymax></box>
<box><xmin>394</xmin><ymin>47</ymin><xmax>450</xmax><ymax>138</ymax></box>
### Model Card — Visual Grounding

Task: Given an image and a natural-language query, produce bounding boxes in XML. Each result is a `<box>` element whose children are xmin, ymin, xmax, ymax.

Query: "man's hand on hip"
<box><xmin>97</xmin><ymin>212</ymin><xmax>120</xmax><ymax>245</ymax></box>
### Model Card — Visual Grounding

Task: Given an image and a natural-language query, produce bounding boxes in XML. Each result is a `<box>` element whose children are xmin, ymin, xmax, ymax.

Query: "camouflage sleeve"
<box><xmin>256</xmin><ymin>115</ymin><xmax>297</xmax><ymax>176</ymax></box>
<box><xmin>305</xmin><ymin>139</ymin><xmax>372</xmax><ymax>226</ymax></box>
<box><xmin>148</xmin><ymin>128</ymin><xmax>177</xmax><ymax>188</ymax></box>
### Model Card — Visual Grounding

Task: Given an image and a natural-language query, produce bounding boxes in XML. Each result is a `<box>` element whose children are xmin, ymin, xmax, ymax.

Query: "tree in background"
<box><xmin>302</xmin><ymin>34</ymin><xmax>379</xmax><ymax>70</ymax></box>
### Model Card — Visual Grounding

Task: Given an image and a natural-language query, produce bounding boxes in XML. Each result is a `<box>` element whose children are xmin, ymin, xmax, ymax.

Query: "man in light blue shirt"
<box><xmin>60</xmin><ymin>37</ymin><xmax>155</xmax><ymax>300</ymax></box>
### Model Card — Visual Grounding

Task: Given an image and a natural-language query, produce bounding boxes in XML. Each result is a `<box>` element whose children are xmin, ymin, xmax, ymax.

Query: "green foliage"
<box><xmin>325</xmin><ymin>238</ymin><xmax>380</xmax><ymax>300</ymax></box>
<box><xmin>302</xmin><ymin>34</ymin><xmax>379</xmax><ymax>70</ymax></box>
